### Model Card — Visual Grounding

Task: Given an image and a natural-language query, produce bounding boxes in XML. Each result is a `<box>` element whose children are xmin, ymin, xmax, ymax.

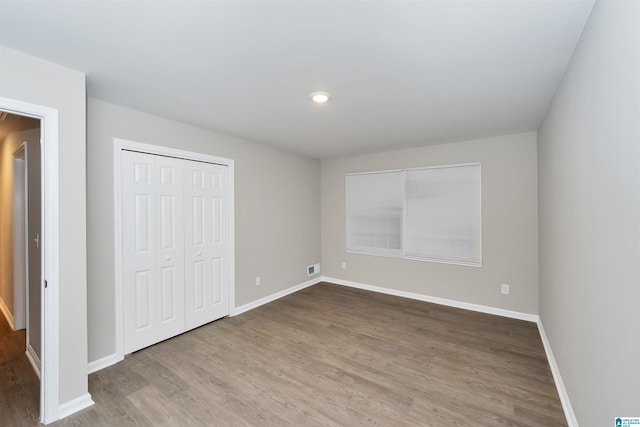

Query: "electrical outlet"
<box><xmin>501</xmin><ymin>283</ymin><xmax>510</xmax><ymax>295</ymax></box>
<box><xmin>341</xmin><ymin>261</ymin><xmax>347</xmax><ymax>270</ymax></box>
<box><xmin>255</xmin><ymin>276</ymin><xmax>261</xmax><ymax>286</ymax></box>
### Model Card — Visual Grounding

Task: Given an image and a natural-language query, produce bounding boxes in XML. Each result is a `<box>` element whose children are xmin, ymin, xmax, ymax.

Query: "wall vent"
<box><xmin>307</xmin><ymin>263</ymin><xmax>320</xmax><ymax>277</ymax></box>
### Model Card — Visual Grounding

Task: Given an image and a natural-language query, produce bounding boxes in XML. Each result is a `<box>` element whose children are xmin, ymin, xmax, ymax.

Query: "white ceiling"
<box><xmin>0</xmin><ymin>1</ymin><xmax>593</xmax><ymax>159</ymax></box>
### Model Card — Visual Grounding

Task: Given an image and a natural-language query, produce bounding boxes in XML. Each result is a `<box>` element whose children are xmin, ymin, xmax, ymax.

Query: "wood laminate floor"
<box><xmin>4</xmin><ymin>283</ymin><xmax>567</xmax><ymax>426</ymax></box>
<box><xmin>0</xmin><ymin>309</ymin><xmax>40</xmax><ymax>426</ymax></box>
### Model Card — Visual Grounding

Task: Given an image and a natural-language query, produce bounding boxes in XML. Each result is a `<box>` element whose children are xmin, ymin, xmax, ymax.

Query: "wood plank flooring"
<box><xmin>0</xmin><ymin>310</ymin><xmax>40</xmax><ymax>426</ymax></box>
<box><xmin>6</xmin><ymin>282</ymin><xmax>566</xmax><ymax>426</ymax></box>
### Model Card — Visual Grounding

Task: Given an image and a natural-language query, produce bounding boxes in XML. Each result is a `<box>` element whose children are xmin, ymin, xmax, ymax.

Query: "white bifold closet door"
<box><xmin>184</xmin><ymin>161</ymin><xmax>230</xmax><ymax>330</ymax></box>
<box><xmin>122</xmin><ymin>150</ymin><xmax>229</xmax><ymax>354</ymax></box>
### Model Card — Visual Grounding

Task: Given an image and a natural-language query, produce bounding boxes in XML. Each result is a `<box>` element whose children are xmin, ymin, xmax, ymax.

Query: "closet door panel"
<box><xmin>155</xmin><ymin>157</ymin><xmax>185</xmax><ymax>342</ymax></box>
<box><xmin>208</xmin><ymin>169</ymin><xmax>228</xmax><ymax>313</ymax></box>
<box><xmin>123</xmin><ymin>151</ymin><xmax>158</xmax><ymax>353</ymax></box>
<box><xmin>185</xmin><ymin>162</ymin><xmax>230</xmax><ymax>330</ymax></box>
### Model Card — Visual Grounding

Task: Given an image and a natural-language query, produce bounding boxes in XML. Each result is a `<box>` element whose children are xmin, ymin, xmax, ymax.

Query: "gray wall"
<box><xmin>321</xmin><ymin>132</ymin><xmax>539</xmax><ymax>314</ymax></box>
<box><xmin>0</xmin><ymin>46</ymin><xmax>88</xmax><ymax>405</ymax></box>
<box><xmin>537</xmin><ymin>1</ymin><xmax>640</xmax><ymax>425</ymax></box>
<box><xmin>0</xmin><ymin>127</ymin><xmax>41</xmax><ymax>358</ymax></box>
<box><xmin>87</xmin><ymin>98</ymin><xmax>321</xmax><ymax>363</ymax></box>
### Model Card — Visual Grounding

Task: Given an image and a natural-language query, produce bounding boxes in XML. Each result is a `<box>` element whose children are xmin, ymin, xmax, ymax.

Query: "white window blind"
<box><xmin>404</xmin><ymin>164</ymin><xmax>482</xmax><ymax>266</ymax></box>
<box><xmin>346</xmin><ymin>171</ymin><xmax>403</xmax><ymax>256</ymax></box>
<box><xmin>346</xmin><ymin>163</ymin><xmax>481</xmax><ymax>267</ymax></box>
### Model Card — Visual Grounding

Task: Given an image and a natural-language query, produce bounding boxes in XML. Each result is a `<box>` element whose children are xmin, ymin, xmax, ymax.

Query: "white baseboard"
<box><xmin>322</xmin><ymin>276</ymin><xmax>539</xmax><ymax>322</ymax></box>
<box><xmin>231</xmin><ymin>277</ymin><xmax>323</xmax><ymax>316</ymax></box>
<box><xmin>536</xmin><ymin>319</ymin><xmax>577</xmax><ymax>427</ymax></box>
<box><xmin>58</xmin><ymin>393</ymin><xmax>94</xmax><ymax>420</ymax></box>
<box><xmin>322</xmin><ymin>276</ymin><xmax>574</xmax><ymax>425</ymax></box>
<box><xmin>0</xmin><ymin>296</ymin><xmax>15</xmax><ymax>330</ymax></box>
<box><xmin>25</xmin><ymin>344</ymin><xmax>41</xmax><ymax>379</ymax></box>
<box><xmin>88</xmin><ymin>352</ymin><xmax>124</xmax><ymax>374</ymax></box>
<box><xmin>87</xmin><ymin>278</ymin><xmax>324</xmax><ymax>374</ymax></box>
<box><xmin>82</xmin><ymin>275</ymin><xmax>574</xmax><ymax>426</ymax></box>
<box><xmin>88</xmin><ymin>278</ymin><xmax>323</xmax><ymax>374</ymax></box>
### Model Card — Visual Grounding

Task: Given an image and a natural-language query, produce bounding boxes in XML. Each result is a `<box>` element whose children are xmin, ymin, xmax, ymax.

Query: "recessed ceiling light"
<box><xmin>310</xmin><ymin>91</ymin><xmax>331</xmax><ymax>103</ymax></box>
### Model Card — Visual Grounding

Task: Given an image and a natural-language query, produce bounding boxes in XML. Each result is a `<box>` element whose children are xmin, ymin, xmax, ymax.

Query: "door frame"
<box><xmin>0</xmin><ymin>97</ymin><xmax>60</xmax><ymax>424</ymax></box>
<box><xmin>112</xmin><ymin>138</ymin><xmax>235</xmax><ymax>364</ymax></box>
<box><xmin>12</xmin><ymin>142</ymin><xmax>28</xmax><ymax>332</ymax></box>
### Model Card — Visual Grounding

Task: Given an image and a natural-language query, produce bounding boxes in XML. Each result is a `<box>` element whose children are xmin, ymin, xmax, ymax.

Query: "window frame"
<box><xmin>346</xmin><ymin>163</ymin><xmax>482</xmax><ymax>268</ymax></box>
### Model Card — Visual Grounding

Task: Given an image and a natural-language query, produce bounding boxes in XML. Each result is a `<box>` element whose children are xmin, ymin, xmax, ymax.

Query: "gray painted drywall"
<box><xmin>321</xmin><ymin>132</ymin><xmax>539</xmax><ymax>314</ymax></box>
<box><xmin>0</xmin><ymin>127</ymin><xmax>41</xmax><ymax>357</ymax></box>
<box><xmin>537</xmin><ymin>1</ymin><xmax>640</xmax><ymax>425</ymax></box>
<box><xmin>86</xmin><ymin>98</ymin><xmax>321</xmax><ymax>363</ymax></box>
<box><xmin>0</xmin><ymin>46</ymin><xmax>88</xmax><ymax>405</ymax></box>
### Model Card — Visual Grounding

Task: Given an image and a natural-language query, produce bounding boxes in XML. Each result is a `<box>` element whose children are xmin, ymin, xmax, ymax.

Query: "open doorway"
<box><xmin>0</xmin><ymin>96</ymin><xmax>62</xmax><ymax>424</ymax></box>
<box><xmin>0</xmin><ymin>110</ymin><xmax>42</xmax><ymax>423</ymax></box>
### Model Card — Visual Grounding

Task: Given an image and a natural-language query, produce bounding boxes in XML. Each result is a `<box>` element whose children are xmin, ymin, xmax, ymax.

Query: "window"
<box><xmin>346</xmin><ymin>163</ymin><xmax>481</xmax><ymax>267</ymax></box>
<box><xmin>346</xmin><ymin>170</ymin><xmax>403</xmax><ymax>256</ymax></box>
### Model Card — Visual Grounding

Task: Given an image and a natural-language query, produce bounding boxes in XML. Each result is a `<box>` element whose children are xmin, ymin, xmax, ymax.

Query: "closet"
<box><xmin>121</xmin><ymin>150</ymin><xmax>230</xmax><ymax>354</ymax></box>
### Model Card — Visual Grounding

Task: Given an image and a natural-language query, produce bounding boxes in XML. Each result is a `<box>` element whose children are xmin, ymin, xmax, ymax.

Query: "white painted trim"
<box><xmin>113</xmin><ymin>137</ymin><xmax>236</xmax><ymax>363</ymax></box>
<box><xmin>345</xmin><ymin>164</ymin><xmax>483</xmax><ymax>268</ymax></box>
<box><xmin>346</xmin><ymin>169</ymin><xmax>403</xmax><ymax>176</ymax></box>
<box><xmin>216</xmin><ymin>275</ymin><xmax>576</xmax><ymax>426</ymax></box>
<box><xmin>227</xmin><ymin>157</ymin><xmax>236</xmax><ymax>321</ymax></box>
<box><xmin>58</xmin><ymin>394</ymin><xmax>94</xmax><ymax>420</ymax></box>
<box><xmin>320</xmin><ymin>277</ymin><xmax>575</xmax><ymax>424</ymax></box>
<box><xmin>231</xmin><ymin>277</ymin><xmax>323</xmax><ymax>317</ymax></box>
<box><xmin>26</xmin><ymin>344</ymin><xmax>41</xmax><ymax>379</ymax></box>
<box><xmin>536</xmin><ymin>319</ymin><xmax>578</xmax><ymax>427</ymax></box>
<box><xmin>321</xmin><ymin>276</ymin><xmax>539</xmax><ymax>322</ymax></box>
<box><xmin>115</xmin><ymin>139</ymin><xmax>235</xmax><ymax>166</ymax></box>
<box><xmin>113</xmin><ymin>143</ymin><xmax>124</xmax><ymax>362</ymax></box>
<box><xmin>87</xmin><ymin>352</ymin><xmax>123</xmax><ymax>374</ymax></box>
<box><xmin>0</xmin><ymin>296</ymin><xmax>15</xmax><ymax>329</ymax></box>
<box><xmin>405</xmin><ymin>162</ymin><xmax>481</xmax><ymax>172</ymax></box>
<box><xmin>92</xmin><ymin>276</ymin><xmax>319</xmax><ymax>370</ymax></box>
<box><xmin>0</xmin><ymin>96</ymin><xmax>60</xmax><ymax>425</ymax></box>
<box><xmin>38</xmin><ymin>102</ymin><xmax>59</xmax><ymax>426</ymax></box>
